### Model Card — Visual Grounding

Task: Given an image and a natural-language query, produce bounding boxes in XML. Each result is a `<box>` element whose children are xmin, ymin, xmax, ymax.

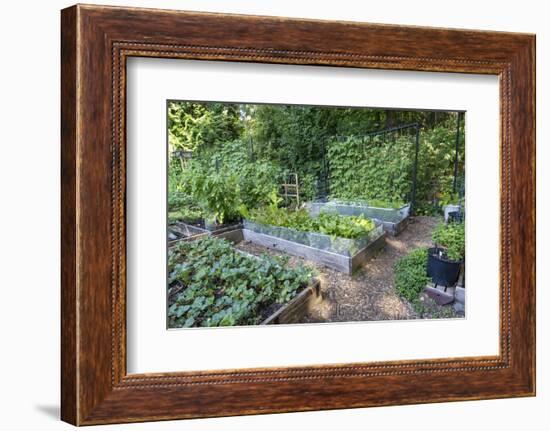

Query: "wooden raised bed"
<box><xmin>261</xmin><ymin>279</ymin><xmax>321</xmax><ymax>325</ymax></box>
<box><xmin>168</xmin><ymin>231</ymin><xmax>320</xmax><ymax>326</ymax></box>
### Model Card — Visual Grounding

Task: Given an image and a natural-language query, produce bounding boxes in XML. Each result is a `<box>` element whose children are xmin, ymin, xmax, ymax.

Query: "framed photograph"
<box><xmin>61</xmin><ymin>4</ymin><xmax>535</xmax><ymax>425</ymax></box>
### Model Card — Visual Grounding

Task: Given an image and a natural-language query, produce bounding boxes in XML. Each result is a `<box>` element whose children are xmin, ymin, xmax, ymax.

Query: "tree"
<box><xmin>168</xmin><ymin>101</ymin><xmax>242</xmax><ymax>153</ymax></box>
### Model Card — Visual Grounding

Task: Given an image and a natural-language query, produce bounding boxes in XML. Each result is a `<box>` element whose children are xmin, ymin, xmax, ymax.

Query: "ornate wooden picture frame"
<box><xmin>61</xmin><ymin>4</ymin><xmax>535</xmax><ymax>425</ymax></box>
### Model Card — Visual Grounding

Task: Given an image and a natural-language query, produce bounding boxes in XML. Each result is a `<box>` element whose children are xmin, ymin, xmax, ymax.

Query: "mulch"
<box><xmin>235</xmin><ymin>216</ymin><xmax>463</xmax><ymax>323</ymax></box>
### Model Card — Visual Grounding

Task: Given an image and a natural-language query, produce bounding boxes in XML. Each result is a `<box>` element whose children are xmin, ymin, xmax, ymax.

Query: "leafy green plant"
<box><xmin>315</xmin><ymin>212</ymin><xmax>375</xmax><ymax>238</ymax></box>
<box><xmin>438</xmin><ymin>190</ymin><xmax>460</xmax><ymax>207</ymax></box>
<box><xmin>181</xmin><ymin>162</ymin><xmax>242</xmax><ymax>224</ymax></box>
<box><xmin>365</xmin><ymin>199</ymin><xmax>405</xmax><ymax>209</ymax></box>
<box><xmin>327</xmin><ymin>135</ymin><xmax>413</xmax><ymax>205</ymax></box>
<box><xmin>178</xmin><ymin>140</ymin><xmax>282</xmax><ymax>214</ymax></box>
<box><xmin>328</xmin><ymin>197</ymin><xmax>405</xmax><ymax>209</ymax></box>
<box><xmin>168</xmin><ymin>193</ymin><xmax>204</xmax><ymax>223</ymax></box>
<box><xmin>167</xmin><ymin>237</ymin><xmax>314</xmax><ymax>327</ymax></box>
<box><xmin>247</xmin><ymin>207</ymin><xmax>375</xmax><ymax>239</ymax></box>
<box><xmin>431</xmin><ymin>222</ymin><xmax>465</xmax><ymax>261</ymax></box>
<box><xmin>168</xmin><ymin>101</ymin><xmax>242</xmax><ymax>152</ymax></box>
<box><xmin>167</xmin><ymin>101</ymin><xmax>465</xmax><ymax>217</ymax></box>
<box><xmin>168</xmin><ymin>207</ymin><xmax>204</xmax><ymax>224</ymax></box>
<box><xmin>237</xmin><ymin>161</ymin><xmax>280</xmax><ymax>209</ymax></box>
<box><xmin>415</xmin><ymin>124</ymin><xmax>465</xmax><ymax>215</ymax></box>
<box><xmin>394</xmin><ymin>248</ymin><xmax>430</xmax><ymax>302</ymax></box>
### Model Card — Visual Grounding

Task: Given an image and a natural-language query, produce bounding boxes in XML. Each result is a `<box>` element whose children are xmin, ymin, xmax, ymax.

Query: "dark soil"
<box><xmin>235</xmin><ymin>216</ymin><xmax>463</xmax><ymax>323</ymax></box>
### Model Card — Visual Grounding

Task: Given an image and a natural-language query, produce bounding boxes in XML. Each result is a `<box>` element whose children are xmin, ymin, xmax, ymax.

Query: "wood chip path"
<box><xmin>236</xmin><ymin>216</ymin><xmax>461</xmax><ymax>323</ymax></box>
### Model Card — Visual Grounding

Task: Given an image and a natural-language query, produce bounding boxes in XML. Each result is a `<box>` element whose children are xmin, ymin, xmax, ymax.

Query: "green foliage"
<box><xmin>243</xmin><ymin>105</ymin><xmax>396</xmax><ymax>202</ymax></box>
<box><xmin>248</xmin><ymin>206</ymin><xmax>376</xmax><ymax>239</ymax></box>
<box><xmin>167</xmin><ymin>237</ymin><xmax>313</xmax><ymax>327</ymax></box>
<box><xmin>438</xmin><ymin>190</ymin><xmax>461</xmax><ymax>207</ymax></box>
<box><xmin>168</xmin><ymin>101</ymin><xmax>242</xmax><ymax>152</ymax></box>
<box><xmin>363</xmin><ymin>198</ymin><xmax>406</xmax><ymax>209</ymax></box>
<box><xmin>327</xmin><ymin>135</ymin><xmax>413</xmax><ymax>204</ymax></box>
<box><xmin>432</xmin><ymin>221</ymin><xmax>465</xmax><ymax>261</ymax></box>
<box><xmin>167</xmin><ymin>101</ymin><xmax>465</xmax><ymax>216</ymax></box>
<box><xmin>415</xmin><ymin>124</ymin><xmax>465</xmax><ymax>214</ymax></box>
<box><xmin>394</xmin><ymin>248</ymin><xmax>430</xmax><ymax>302</ymax></box>
<box><xmin>180</xmin><ymin>162</ymin><xmax>241</xmax><ymax>224</ymax></box>
<box><xmin>179</xmin><ymin>140</ymin><xmax>281</xmax><ymax>214</ymax></box>
<box><xmin>315</xmin><ymin>212</ymin><xmax>375</xmax><ymax>238</ymax></box>
<box><xmin>167</xmin><ymin>193</ymin><xmax>204</xmax><ymax>224</ymax></box>
<box><xmin>168</xmin><ymin>208</ymin><xmax>204</xmax><ymax>224</ymax></box>
<box><xmin>211</xmin><ymin>140</ymin><xmax>281</xmax><ymax>209</ymax></box>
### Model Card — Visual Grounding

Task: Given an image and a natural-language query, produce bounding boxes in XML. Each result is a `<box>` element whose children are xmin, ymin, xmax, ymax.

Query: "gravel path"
<box><xmin>236</xmin><ymin>216</ymin><xmax>461</xmax><ymax>323</ymax></box>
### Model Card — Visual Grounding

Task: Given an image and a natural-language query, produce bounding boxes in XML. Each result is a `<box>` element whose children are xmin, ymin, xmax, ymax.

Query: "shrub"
<box><xmin>178</xmin><ymin>140</ymin><xmax>282</xmax><ymax>213</ymax></box>
<box><xmin>394</xmin><ymin>248</ymin><xmax>430</xmax><ymax>302</ymax></box>
<box><xmin>432</xmin><ymin>221</ymin><xmax>465</xmax><ymax>261</ymax></box>
<box><xmin>168</xmin><ymin>207</ymin><xmax>203</xmax><ymax>224</ymax></box>
<box><xmin>181</xmin><ymin>161</ymin><xmax>242</xmax><ymax>224</ymax></box>
<box><xmin>168</xmin><ymin>193</ymin><xmax>204</xmax><ymax>223</ymax></box>
<box><xmin>237</xmin><ymin>160</ymin><xmax>280</xmax><ymax>209</ymax></box>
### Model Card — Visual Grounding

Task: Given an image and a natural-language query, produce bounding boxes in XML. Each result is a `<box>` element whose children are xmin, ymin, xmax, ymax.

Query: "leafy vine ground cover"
<box><xmin>168</xmin><ymin>237</ymin><xmax>314</xmax><ymax>327</ymax></box>
<box><xmin>327</xmin><ymin>135</ymin><xmax>413</xmax><ymax>205</ymax></box>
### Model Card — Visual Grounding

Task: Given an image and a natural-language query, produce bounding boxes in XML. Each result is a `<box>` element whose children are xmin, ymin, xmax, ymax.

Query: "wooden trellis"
<box><xmin>280</xmin><ymin>173</ymin><xmax>300</xmax><ymax>206</ymax></box>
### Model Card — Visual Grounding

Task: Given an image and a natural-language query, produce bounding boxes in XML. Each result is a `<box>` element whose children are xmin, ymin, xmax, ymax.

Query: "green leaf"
<box><xmin>183</xmin><ymin>316</ymin><xmax>195</xmax><ymax>327</ymax></box>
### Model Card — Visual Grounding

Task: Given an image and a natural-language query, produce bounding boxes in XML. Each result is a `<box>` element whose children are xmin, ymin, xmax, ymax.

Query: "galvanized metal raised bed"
<box><xmin>305</xmin><ymin>200</ymin><xmax>410</xmax><ymax>236</ymax></box>
<box><xmin>242</xmin><ymin>220</ymin><xmax>386</xmax><ymax>274</ymax></box>
<box><xmin>167</xmin><ymin>221</ymin><xmax>243</xmax><ymax>247</ymax></box>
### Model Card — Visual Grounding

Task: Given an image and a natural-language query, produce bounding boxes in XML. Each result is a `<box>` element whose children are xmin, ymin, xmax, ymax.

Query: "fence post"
<box><xmin>411</xmin><ymin>124</ymin><xmax>420</xmax><ymax>215</ymax></box>
<box><xmin>452</xmin><ymin>112</ymin><xmax>462</xmax><ymax>193</ymax></box>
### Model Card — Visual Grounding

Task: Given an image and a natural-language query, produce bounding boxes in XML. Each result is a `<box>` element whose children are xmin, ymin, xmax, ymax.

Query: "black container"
<box><xmin>427</xmin><ymin>247</ymin><xmax>462</xmax><ymax>287</ymax></box>
<box><xmin>447</xmin><ymin>211</ymin><xmax>464</xmax><ymax>224</ymax></box>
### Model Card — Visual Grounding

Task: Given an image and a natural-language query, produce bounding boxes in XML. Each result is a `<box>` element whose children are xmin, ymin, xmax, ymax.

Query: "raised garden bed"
<box><xmin>167</xmin><ymin>236</ymin><xmax>319</xmax><ymax>327</ymax></box>
<box><xmin>261</xmin><ymin>278</ymin><xmax>321</xmax><ymax>324</ymax></box>
<box><xmin>242</xmin><ymin>220</ymin><xmax>386</xmax><ymax>274</ymax></box>
<box><xmin>167</xmin><ymin>221</ymin><xmax>243</xmax><ymax>248</ymax></box>
<box><xmin>222</xmin><ymin>233</ymin><xmax>321</xmax><ymax>324</ymax></box>
<box><xmin>304</xmin><ymin>199</ymin><xmax>410</xmax><ymax>236</ymax></box>
<box><xmin>203</xmin><ymin>219</ymin><xmax>243</xmax><ymax>233</ymax></box>
<box><xmin>167</xmin><ymin>222</ymin><xmax>209</xmax><ymax>246</ymax></box>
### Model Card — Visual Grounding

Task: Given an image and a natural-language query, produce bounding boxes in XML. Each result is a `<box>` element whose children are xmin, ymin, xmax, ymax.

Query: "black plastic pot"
<box><xmin>447</xmin><ymin>211</ymin><xmax>464</xmax><ymax>224</ymax></box>
<box><xmin>427</xmin><ymin>247</ymin><xmax>462</xmax><ymax>287</ymax></box>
